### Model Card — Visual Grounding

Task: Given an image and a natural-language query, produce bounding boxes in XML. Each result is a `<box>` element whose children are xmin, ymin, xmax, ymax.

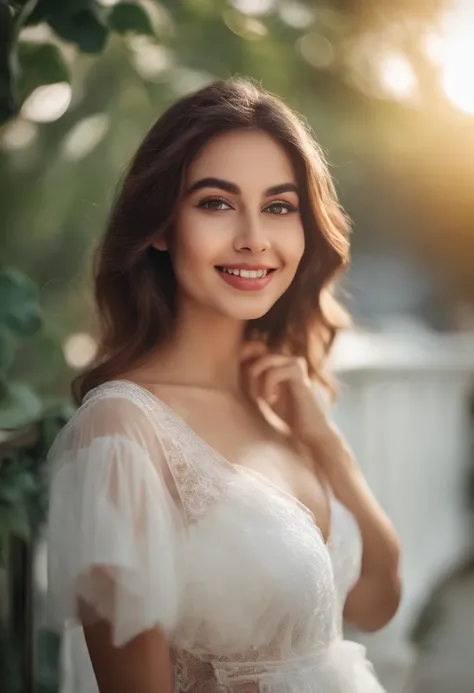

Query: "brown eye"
<box><xmin>197</xmin><ymin>197</ymin><xmax>232</xmax><ymax>211</ymax></box>
<box><xmin>265</xmin><ymin>201</ymin><xmax>298</xmax><ymax>215</ymax></box>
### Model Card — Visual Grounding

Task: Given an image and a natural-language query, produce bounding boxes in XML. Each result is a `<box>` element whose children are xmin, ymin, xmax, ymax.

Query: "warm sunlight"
<box><xmin>378</xmin><ymin>52</ymin><xmax>417</xmax><ymax>101</ymax></box>
<box><xmin>433</xmin><ymin>2</ymin><xmax>474</xmax><ymax>114</ymax></box>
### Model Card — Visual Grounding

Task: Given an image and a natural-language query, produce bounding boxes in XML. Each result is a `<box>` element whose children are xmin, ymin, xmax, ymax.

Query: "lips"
<box><xmin>215</xmin><ymin>265</ymin><xmax>277</xmax><ymax>291</ymax></box>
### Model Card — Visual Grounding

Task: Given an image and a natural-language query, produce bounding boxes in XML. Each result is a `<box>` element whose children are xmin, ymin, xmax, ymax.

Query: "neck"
<box><xmin>144</xmin><ymin>296</ymin><xmax>246</xmax><ymax>394</ymax></box>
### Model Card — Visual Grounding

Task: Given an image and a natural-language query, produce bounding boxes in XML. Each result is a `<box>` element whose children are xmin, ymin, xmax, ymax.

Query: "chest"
<box><xmin>175</xmin><ymin>465</ymin><xmax>337</xmax><ymax>653</ymax></box>
<box><xmin>167</xmin><ymin>449</ymin><xmax>363</xmax><ymax>658</ymax></box>
<box><xmin>159</xmin><ymin>389</ymin><xmax>332</xmax><ymax>539</ymax></box>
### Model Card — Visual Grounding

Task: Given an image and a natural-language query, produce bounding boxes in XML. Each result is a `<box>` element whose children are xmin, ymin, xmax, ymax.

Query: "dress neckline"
<box><xmin>84</xmin><ymin>378</ymin><xmax>334</xmax><ymax>547</ymax></box>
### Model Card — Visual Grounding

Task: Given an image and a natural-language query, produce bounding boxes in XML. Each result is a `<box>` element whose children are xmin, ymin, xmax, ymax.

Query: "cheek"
<box><xmin>283</xmin><ymin>222</ymin><xmax>305</xmax><ymax>268</ymax></box>
<box><xmin>172</xmin><ymin>211</ymin><xmax>218</xmax><ymax>272</ymax></box>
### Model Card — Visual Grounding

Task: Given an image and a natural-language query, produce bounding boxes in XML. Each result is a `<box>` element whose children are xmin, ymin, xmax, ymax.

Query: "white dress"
<box><xmin>47</xmin><ymin>379</ymin><xmax>386</xmax><ymax>693</ymax></box>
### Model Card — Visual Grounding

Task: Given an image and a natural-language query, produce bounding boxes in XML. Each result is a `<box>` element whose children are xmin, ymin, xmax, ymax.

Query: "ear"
<box><xmin>151</xmin><ymin>234</ymin><xmax>168</xmax><ymax>251</ymax></box>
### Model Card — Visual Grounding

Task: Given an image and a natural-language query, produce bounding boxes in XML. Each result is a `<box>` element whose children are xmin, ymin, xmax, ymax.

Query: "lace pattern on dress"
<box><xmin>82</xmin><ymin>380</ymin><xmax>229</xmax><ymax>521</ymax></box>
<box><xmin>171</xmin><ymin>639</ymin><xmax>373</xmax><ymax>693</ymax></box>
<box><xmin>81</xmin><ymin>381</ymin><xmax>366</xmax><ymax>693</ymax></box>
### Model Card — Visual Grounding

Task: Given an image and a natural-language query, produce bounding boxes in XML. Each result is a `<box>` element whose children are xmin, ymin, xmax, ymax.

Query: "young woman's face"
<box><xmin>156</xmin><ymin>129</ymin><xmax>305</xmax><ymax>321</ymax></box>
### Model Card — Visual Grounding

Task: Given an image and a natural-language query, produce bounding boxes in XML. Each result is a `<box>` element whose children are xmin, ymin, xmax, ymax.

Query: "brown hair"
<box><xmin>72</xmin><ymin>77</ymin><xmax>351</xmax><ymax>406</ymax></box>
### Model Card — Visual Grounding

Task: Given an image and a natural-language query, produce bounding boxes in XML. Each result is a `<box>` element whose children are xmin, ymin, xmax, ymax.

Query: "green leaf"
<box><xmin>0</xmin><ymin>376</ymin><xmax>8</xmax><ymax>401</ymax></box>
<box><xmin>24</xmin><ymin>0</ymin><xmax>58</xmax><ymax>26</ymax></box>
<box><xmin>48</xmin><ymin>8</ymin><xmax>109</xmax><ymax>53</ymax></box>
<box><xmin>0</xmin><ymin>526</ymin><xmax>8</xmax><ymax>567</ymax></box>
<box><xmin>36</xmin><ymin>628</ymin><xmax>62</xmax><ymax>692</ymax></box>
<box><xmin>108</xmin><ymin>2</ymin><xmax>155</xmax><ymax>37</ymax></box>
<box><xmin>9</xmin><ymin>328</ymin><xmax>67</xmax><ymax>390</ymax></box>
<box><xmin>17</xmin><ymin>41</ymin><xmax>70</xmax><ymax>104</ymax></box>
<box><xmin>0</xmin><ymin>382</ymin><xmax>43</xmax><ymax>430</ymax></box>
<box><xmin>0</xmin><ymin>503</ymin><xmax>31</xmax><ymax>540</ymax></box>
<box><xmin>9</xmin><ymin>469</ymin><xmax>36</xmax><ymax>496</ymax></box>
<box><xmin>0</xmin><ymin>325</ymin><xmax>15</xmax><ymax>371</ymax></box>
<box><xmin>0</xmin><ymin>1</ymin><xmax>17</xmax><ymax>123</ymax></box>
<box><xmin>25</xmin><ymin>0</ymin><xmax>93</xmax><ymax>26</ymax></box>
<box><xmin>41</xmin><ymin>397</ymin><xmax>75</xmax><ymax>422</ymax></box>
<box><xmin>0</xmin><ymin>481</ymin><xmax>29</xmax><ymax>507</ymax></box>
<box><xmin>0</xmin><ymin>267</ymin><xmax>42</xmax><ymax>340</ymax></box>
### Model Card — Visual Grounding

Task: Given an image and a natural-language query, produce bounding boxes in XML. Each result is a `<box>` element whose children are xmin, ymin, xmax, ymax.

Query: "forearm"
<box><xmin>306</xmin><ymin>432</ymin><xmax>402</xmax><ymax>630</ymax></box>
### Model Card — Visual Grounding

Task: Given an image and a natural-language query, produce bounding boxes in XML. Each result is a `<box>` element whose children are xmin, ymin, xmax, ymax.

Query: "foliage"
<box><xmin>0</xmin><ymin>266</ymin><xmax>73</xmax><ymax>692</ymax></box>
<box><xmin>0</xmin><ymin>263</ymin><xmax>73</xmax><ymax>555</ymax></box>
<box><xmin>1</xmin><ymin>0</ymin><xmax>158</xmax><ymax>122</ymax></box>
<box><xmin>0</xmin><ymin>401</ymin><xmax>73</xmax><ymax>562</ymax></box>
<box><xmin>1</xmin><ymin>0</ymin><xmax>466</xmax><ymax>394</ymax></box>
<box><xmin>0</xmin><ymin>267</ymin><xmax>43</xmax><ymax>428</ymax></box>
<box><xmin>0</xmin><ymin>618</ymin><xmax>22</xmax><ymax>693</ymax></box>
<box><xmin>0</xmin><ymin>409</ymin><xmax>68</xmax><ymax>693</ymax></box>
<box><xmin>0</xmin><ymin>0</ymin><xmax>447</xmax><ymax>124</ymax></box>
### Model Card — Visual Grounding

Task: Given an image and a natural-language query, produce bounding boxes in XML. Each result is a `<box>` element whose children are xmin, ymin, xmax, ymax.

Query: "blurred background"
<box><xmin>0</xmin><ymin>0</ymin><xmax>474</xmax><ymax>691</ymax></box>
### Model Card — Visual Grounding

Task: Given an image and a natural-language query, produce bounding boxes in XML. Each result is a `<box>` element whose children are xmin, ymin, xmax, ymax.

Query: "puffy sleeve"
<box><xmin>46</xmin><ymin>394</ymin><xmax>185</xmax><ymax>647</ymax></box>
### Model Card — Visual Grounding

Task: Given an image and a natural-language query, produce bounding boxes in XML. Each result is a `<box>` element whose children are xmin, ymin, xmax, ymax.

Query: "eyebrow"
<box><xmin>185</xmin><ymin>177</ymin><xmax>298</xmax><ymax>197</ymax></box>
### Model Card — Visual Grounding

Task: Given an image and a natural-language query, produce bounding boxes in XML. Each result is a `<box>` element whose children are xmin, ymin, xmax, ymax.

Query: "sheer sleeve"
<box><xmin>46</xmin><ymin>394</ymin><xmax>185</xmax><ymax>647</ymax></box>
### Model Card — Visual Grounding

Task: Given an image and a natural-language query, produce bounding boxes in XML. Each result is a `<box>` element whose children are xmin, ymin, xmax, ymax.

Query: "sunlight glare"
<box><xmin>442</xmin><ymin>48</ymin><xmax>474</xmax><ymax>114</ymax></box>
<box><xmin>435</xmin><ymin>2</ymin><xmax>474</xmax><ymax>114</ymax></box>
<box><xmin>441</xmin><ymin>31</ymin><xmax>474</xmax><ymax>114</ymax></box>
<box><xmin>378</xmin><ymin>53</ymin><xmax>417</xmax><ymax>101</ymax></box>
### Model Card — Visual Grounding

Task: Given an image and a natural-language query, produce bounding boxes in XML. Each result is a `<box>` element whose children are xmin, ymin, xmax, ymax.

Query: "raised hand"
<box><xmin>240</xmin><ymin>341</ymin><xmax>338</xmax><ymax>456</ymax></box>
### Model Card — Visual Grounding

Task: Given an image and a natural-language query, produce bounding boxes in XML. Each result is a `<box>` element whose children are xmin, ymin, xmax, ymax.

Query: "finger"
<box><xmin>246</xmin><ymin>354</ymin><xmax>288</xmax><ymax>402</ymax></box>
<box><xmin>262</xmin><ymin>363</ymin><xmax>301</xmax><ymax>404</ymax></box>
<box><xmin>240</xmin><ymin>340</ymin><xmax>268</xmax><ymax>363</ymax></box>
<box><xmin>247</xmin><ymin>354</ymin><xmax>291</xmax><ymax>392</ymax></box>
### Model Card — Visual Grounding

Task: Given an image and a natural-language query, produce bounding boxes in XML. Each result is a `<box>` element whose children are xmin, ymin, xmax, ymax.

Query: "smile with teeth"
<box><xmin>217</xmin><ymin>267</ymin><xmax>273</xmax><ymax>278</ymax></box>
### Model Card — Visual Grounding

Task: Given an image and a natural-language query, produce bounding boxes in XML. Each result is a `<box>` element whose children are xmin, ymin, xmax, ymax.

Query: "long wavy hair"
<box><xmin>72</xmin><ymin>77</ymin><xmax>351</xmax><ymax>406</ymax></box>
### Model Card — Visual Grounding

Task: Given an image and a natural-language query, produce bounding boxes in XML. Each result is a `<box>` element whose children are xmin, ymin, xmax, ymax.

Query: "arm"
<box><xmin>47</xmin><ymin>396</ymin><xmax>184</xmax><ymax>692</ymax></box>
<box><xmin>81</xmin><ymin>605</ymin><xmax>174</xmax><ymax>693</ymax></box>
<box><xmin>307</xmin><ymin>432</ymin><xmax>402</xmax><ymax>632</ymax></box>
<box><xmin>240</xmin><ymin>343</ymin><xmax>402</xmax><ymax>631</ymax></box>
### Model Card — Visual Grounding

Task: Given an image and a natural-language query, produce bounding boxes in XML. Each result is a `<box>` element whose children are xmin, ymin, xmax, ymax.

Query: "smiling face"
<box><xmin>153</xmin><ymin>129</ymin><xmax>305</xmax><ymax>321</ymax></box>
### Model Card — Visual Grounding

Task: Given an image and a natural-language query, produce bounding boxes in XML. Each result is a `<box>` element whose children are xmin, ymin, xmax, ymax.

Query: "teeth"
<box><xmin>221</xmin><ymin>268</ymin><xmax>269</xmax><ymax>278</ymax></box>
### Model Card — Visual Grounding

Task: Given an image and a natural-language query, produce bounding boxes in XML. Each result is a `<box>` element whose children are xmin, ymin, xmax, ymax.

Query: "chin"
<box><xmin>213</xmin><ymin>298</ymin><xmax>278</xmax><ymax>321</ymax></box>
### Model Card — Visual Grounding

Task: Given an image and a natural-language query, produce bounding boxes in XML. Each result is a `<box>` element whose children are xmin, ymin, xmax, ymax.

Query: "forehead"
<box><xmin>186</xmin><ymin>129</ymin><xmax>297</xmax><ymax>189</ymax></box>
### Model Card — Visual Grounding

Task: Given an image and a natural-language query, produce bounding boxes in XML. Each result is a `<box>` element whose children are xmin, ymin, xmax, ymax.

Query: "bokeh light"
<box><xmin>378</xmin><ymin>53</ymin><xmax>418</xmax><ymax>101</ymax></box>
<box><xmin>231</xmin><ymin>0</ymin><xmax>275</xmax><ymax>16</ymax></box>
<box><xmin>62</xmin><ymin>114</ymin><xmax>110</xmax><ymax>161</ymax></box>
<box><xmin>63</xmin><ymin>332</ymin><xmax>98</xmax><ymax>370</ymax></box>
<box><xmin>21</xmin><ymin>82</ymin><xmax>72</xmax><ymax>123</ymax></box>
<box><xmin>434</xmin><ymin>0</ymin><xmax>474</xmax><ymax>114</ymax></box>
<box><xmin>1</xmin><ymin>119</ymin><xmax>38</xmax><ymax>151</ymax></box>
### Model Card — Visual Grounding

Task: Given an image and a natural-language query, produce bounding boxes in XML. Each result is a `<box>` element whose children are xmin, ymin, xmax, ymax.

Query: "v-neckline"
<box><xmin>103</xmin><ymin>379</ymin><xmax>333</xmax><ymax>547</ymax></box>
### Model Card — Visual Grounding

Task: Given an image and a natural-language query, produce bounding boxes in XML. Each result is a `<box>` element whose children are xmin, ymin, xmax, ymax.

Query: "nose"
<box><xmin>233</xmin><ymin>211</ymin><xmax>270</xmax><ymax>253</ymax></box>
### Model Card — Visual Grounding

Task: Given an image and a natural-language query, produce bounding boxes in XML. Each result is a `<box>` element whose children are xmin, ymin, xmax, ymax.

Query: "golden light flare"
<box><xmin>431</xmin><ymin>1</ymin><xmax>474</xmax><ymax>114</ymax></box>
<box><xmin>378</xmin><ymin>52</ymin><xmax>417</xmax><ymax>101</ymax></box>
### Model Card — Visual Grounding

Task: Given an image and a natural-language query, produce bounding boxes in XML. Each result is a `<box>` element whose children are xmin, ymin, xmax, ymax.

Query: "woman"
<box><xmin>47</xmin><ymin>78</ymin><xmax>401</xmax><ymax>693</ymax></box>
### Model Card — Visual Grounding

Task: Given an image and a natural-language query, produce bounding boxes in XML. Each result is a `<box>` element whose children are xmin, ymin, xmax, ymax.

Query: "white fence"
<box><xmin>331</xmin><ymin>331</ymin><xmax>474</xmax><ymax>693</ymax></box>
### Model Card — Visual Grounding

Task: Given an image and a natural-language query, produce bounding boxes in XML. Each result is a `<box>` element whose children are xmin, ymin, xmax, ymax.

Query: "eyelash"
<box><xmin>196</xmin><ymin>197</ymin><xmax>299</xmax><ymax>215</ymax></box>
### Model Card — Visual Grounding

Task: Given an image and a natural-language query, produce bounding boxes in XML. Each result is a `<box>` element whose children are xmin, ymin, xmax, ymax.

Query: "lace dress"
<box><xmin>47</xmin><ymin>380</ymin><xmax>386</xmax><ymax>693</ymax></box>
